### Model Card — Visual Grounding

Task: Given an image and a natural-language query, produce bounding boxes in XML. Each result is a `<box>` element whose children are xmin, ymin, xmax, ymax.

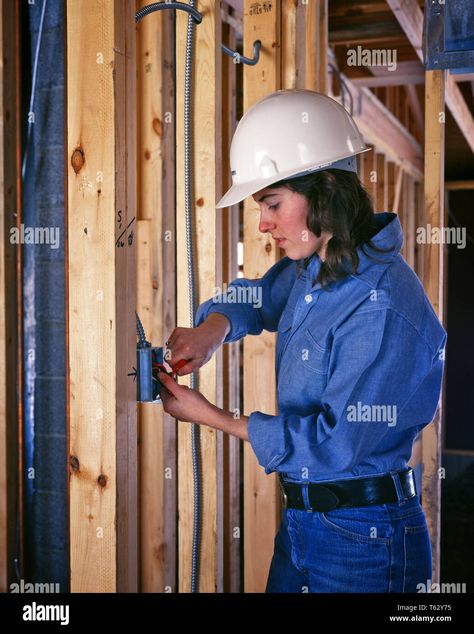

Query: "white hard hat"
<box><xmin>216</xmin><ymin>89</ymin><xmax>369</xmax><ymax>209</ymax></box>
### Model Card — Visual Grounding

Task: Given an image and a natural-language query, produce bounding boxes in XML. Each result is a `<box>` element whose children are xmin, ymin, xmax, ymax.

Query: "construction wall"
<box><xmin>0</xmin><ymin>0</ymin><xmax>447</xmax><ymax>594</ymax></box>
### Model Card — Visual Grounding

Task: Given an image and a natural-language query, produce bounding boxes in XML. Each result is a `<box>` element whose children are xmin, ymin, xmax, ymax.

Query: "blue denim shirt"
<box><xmin>195</xmin><ymin>213</ymin><xmax>447</xmax><ymax>483</ymax></box>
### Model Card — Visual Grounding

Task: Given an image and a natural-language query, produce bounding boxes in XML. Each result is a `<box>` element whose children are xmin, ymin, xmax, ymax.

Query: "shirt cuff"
<box><xmin>248</xmin><ymin>411</ymin><xmax>290</xmax><ymax>475</ymax></box>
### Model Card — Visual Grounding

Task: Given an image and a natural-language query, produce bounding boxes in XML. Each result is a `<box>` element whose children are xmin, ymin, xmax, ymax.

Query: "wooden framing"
<box><xmin>175</xmin><ymin>0</ymin><xmax>222</xmax><ymax>593</ymax></box>
<box><xmin>421</xmin><ymin>69</ymin><xmax>446</xmax><ymax>584</ymax></box>
<box><xmin>405</xmin><ymin>174</ymin><xmax>416</xmax><ymax>269</ymax></box>
<box><xmin>336</xmin><ymin>75</ymin><xmax>423</xmax><ymax>180</ymax></box>
<box><xmin>0</xmin><ymin>0</ymin><xmax>460</xmax><ymax>595</ymax></box>
<box><xmin>307</xmin><ymin>0</ymin><xmax>328</xmax><ymax>94</ymax></box>
<box><xmin>66</xmin><ymin>0</ymin><xmax>137</xmax><ymax>592</ymax></box>
<box><xmin>445</xmin><ymin>180</ymin><xmax>474</xmax><ymax>191</ymax></box>
<box><xmin>221</xmin><ymin>14</ymin><xmax>241</xmax><ymax>593</ymax></box>
<box><xmin>0</xmin><ymin>0</ymin><xmax>21</xmax><ymax>592</ymax></box>
<box><xmin>136</xmin><ymin>0</ymin><xmax>177</xmax><ymax>593</ymax></box>
<box><xmin>242</xmin><ymin>0</ymin><xmax>281</xmax><ymax>594</ymax></box>
<box><xmin>387</xmin><ymin>162</ymin><xmax>396</xmax><ymax>211</ymax></box>
<box><xmin>375</xmin><ymin>153</ymin><xmax>387</xmax><ymax>211</ymax></box>
<box><xmin>386</xmin><ymin>0</ymin><xmax>474</xmax><ymax>155</ymax></box>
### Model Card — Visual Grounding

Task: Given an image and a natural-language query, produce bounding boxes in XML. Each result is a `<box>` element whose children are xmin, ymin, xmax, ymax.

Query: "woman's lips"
<box><xmin>275</xmin><ymin>238</ymin><xmax>286</xmax><ymax>246</ymax></box>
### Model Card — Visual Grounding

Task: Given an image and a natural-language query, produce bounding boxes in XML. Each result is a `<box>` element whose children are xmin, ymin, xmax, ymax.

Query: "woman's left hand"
<box><xmin>158</xmin><ymin>371</ymin><xmax>214</xmax><ymax>424</ymax></box>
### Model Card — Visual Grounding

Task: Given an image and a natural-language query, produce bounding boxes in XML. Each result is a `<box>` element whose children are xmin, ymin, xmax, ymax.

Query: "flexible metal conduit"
<box><xmin>135</xmin><ymin>1</ymin><xmax>202</xmax><ymax>593</ymax></box>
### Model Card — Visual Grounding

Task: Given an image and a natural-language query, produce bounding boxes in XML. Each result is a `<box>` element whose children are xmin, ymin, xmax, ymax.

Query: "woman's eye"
<box><xmin>268</xmin><ymin>203</ymin><xmax>279</xmax><ymax>210</ymax></box>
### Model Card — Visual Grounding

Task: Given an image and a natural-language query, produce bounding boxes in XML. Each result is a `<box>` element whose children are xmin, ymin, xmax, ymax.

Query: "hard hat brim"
<box><xmin>215</xmin><ymin>148</ymin><xmax>371</xmax><ymax>209</ymax></box>
<box><xmin>215</xmin><ymin>178</ymin><xmax>276</xmax><ymax>209</ymax></box>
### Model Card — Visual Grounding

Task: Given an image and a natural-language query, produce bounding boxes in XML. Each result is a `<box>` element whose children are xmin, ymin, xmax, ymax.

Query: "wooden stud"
<box><xmin>414</xmin><ymin>180</ymin><xmax>425</xmax><ymax>280</ymax></box>
<box><xmin>407</xmin><ymin>84</ymin><xmax>424</xmax><ymax>143</ymax></box>
<box><xmin>375</xmin><ymin>153</ymin><xmax>387</xmax><ymax>212</ymax></box>
<box><xmin>421</xmin><ymin>69</ymin><xmax>446</xmax><ymax>585</ymax></box>
<box><xmin>159</xmin><ymin>8</ymin><xmax>178</xmax><ymax>594</ymax></box>
<box><xmin>243</xmin><ymin>0</ymin><xmax>281</xmax><ymax>594</ymax></box>
<box><xmin>360</xmin><ymin>145</ymin><xmax>375</xmax><ymax>203</ymax></box>
<box><xmin>306</xmin><ymin>0</ymin><xmax>328</xmax><ymax>93</ymax></box>
<box><xmin>176</xmin><ymin>0</ymin><xmax>222</xmax><ymax>593</ymax></box>
<box><xmin>0</xmin><ymin>0</ymin><xmax>21</xmax><ymax>591</ymax></box>
<box><xmin>405</xmin><ymin>175</ymin><xmax>416</xmax><ymax>269</ymax></box>
<box><xmin>281</xmin><ymin>0</ymin><xmax>297</xmax><ymax>90</ymax></box>
<box><xmin>136</xmin><ymin>0</ymin><xmax>177</xmax><ymax>592</ymax></box>
<box><xmin>67</xmin><ymin>0</ymin><xmax>137</xmax><ymax>592</ymax></box>
<box><xmin>221</xmin><ymin>17</ymin><xmax>241</xmax><ymax>593</ymax></box>
<box><xmin>387</xmin><ymin>162</ymin><xmax>396</xmax><ymax>211</ymax></box>
<box><xmin>393</xmin><ymin>165</ymin><xmax>404</xmax><ymax>215</ymax></box>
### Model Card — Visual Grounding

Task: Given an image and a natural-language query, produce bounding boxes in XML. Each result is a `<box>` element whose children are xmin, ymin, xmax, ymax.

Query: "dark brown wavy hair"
<box><xmin>268</xmin><ymin>168</ymin><xmax>388</xmax><ymax>288</ymax></box>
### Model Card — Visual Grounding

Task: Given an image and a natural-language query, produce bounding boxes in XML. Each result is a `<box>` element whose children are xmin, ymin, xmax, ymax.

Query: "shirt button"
<box><xmin>304</xmin><ymin>294</ymin><xmax>313</xmax><ymax>304</ymax></box>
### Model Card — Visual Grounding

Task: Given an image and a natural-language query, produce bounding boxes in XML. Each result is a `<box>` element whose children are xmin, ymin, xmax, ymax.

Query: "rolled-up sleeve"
<box><xmin>248</xmin><ymin>307</ymin><xmax>446</xmax><ymax>475</ymax></box>
<box><xmin>194</xmin><ymin>256</ymin><xmax>296</xmax><ymax>343</ymax></box>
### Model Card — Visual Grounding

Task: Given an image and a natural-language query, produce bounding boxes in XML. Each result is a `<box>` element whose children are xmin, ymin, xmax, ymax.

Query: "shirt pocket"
<box><xmin>291</xmin><ymin>328</ymin><xmax>330</xmax><ymax>375</ymax></box>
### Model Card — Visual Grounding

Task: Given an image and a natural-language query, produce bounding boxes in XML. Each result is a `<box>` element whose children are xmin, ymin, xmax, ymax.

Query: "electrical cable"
<box><xmin>183</xmin><ymin>0</ymin><xmax>202</xmax><ymax>593</ymax></box>
<box><xmin>135</xmin><ymin>1</ymin><xmax>202</xmax><ymax>593</ymax></box>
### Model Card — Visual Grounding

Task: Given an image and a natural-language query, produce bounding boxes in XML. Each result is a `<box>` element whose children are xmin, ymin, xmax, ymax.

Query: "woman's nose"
<box><xmin>258</xmin><ymin>211</ymin><xmax>276</xmax><ymax>234</ymax></box>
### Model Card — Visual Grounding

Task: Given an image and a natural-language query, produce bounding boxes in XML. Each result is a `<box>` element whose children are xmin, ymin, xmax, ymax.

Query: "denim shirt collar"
<box><xmin>299</xmin><ymin>212</ymin><xmax>402</xmax><ymax>290</ymax></box>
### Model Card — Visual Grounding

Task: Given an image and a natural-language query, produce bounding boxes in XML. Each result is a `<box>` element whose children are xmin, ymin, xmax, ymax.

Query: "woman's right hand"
<box><xmin>165</xmin><ymin>313</ymin><xmax>231</xmax><ymax>376</ymax></box>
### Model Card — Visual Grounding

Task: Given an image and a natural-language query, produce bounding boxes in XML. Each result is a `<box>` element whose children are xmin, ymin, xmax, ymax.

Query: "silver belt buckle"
<box><xmin>279</xmin><ymin>477</ymin><xmax>288</xmax><ymax>508</ymax></box>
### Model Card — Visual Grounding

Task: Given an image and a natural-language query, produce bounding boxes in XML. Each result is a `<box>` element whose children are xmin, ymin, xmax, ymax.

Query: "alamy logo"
<box><xmin>346</xmin><ymin>401</ymin><xmax>397</xmax><ymax>427</ymax></box>
<box><xmin>10</xmin><ymin>224</ymin><xmax>60</xmax><ymax>249</ymax></box>
<box><xmin>10</xmin><ymin>580</ymin><xmax>60</xmax><ymax>593</ymax></box>
<box><xmin>212</xmin><ymin>282</ymin><xmax>262</xmax><ymax>309</ymax></box>
<box><xmin>22</xmin><ymin>602</ymin><xmax>69</xmax><ymax>626</ymax></box>
<box><xmin>347</xmin><ymin>45</ymin><xmax>397</xmax><ymax>72</ymax></box>
<box><xmin>417</xmin><ymin>579</ymin><xmax>467</xmax><ymax>593</ymax></box>
<box><xmin>416</xmin><ymin>224</ymin><xmax>466</xmax><ymax>249</ymax></box>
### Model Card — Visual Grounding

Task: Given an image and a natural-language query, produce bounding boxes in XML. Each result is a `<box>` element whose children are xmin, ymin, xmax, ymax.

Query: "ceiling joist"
<box><xmin>386</xmin><ymin>0</ymin><xmax>474</xmax><ymax>155</ymax></box>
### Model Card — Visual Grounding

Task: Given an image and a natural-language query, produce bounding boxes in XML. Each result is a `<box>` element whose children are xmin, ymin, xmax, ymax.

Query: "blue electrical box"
<box><xmin>136</xmin><ymin>345</ymin><xmax>165</xmax><ymax>403</ymax></box>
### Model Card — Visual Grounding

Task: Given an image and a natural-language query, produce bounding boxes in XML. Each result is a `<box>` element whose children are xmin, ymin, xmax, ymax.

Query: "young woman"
<box><xmin>159</xmin><ymin>90</ymin><xmax>446</xmax><ymax>592</ymax></box>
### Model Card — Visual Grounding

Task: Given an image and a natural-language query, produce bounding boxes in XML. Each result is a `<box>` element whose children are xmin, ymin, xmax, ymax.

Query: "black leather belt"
<box><xmin>279</xmin><ymin>469</ymin><xmax>416</xmax><ymax>512</ymax></box>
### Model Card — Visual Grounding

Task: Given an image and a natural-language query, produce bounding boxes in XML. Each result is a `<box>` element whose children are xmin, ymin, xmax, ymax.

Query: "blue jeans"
<box><xmin>265</xmin><ymin>490</ymin><xmax>432</xmax><ymax>593</ymax></box>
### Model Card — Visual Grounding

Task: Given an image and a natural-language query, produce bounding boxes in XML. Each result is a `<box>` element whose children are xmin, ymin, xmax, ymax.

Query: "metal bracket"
<box><xmin>221</xmin><ymin>40</ymin><xmax>261</xmax><ymax>66</ymax></box>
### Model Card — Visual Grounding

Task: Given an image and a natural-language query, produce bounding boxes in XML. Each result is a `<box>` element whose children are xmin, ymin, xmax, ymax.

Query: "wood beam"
<box><xmin>393</xmin><ymin>164</ymin><xmax>403</xmax><ymax>214</ymax></box>
<box><xmin>307</xmin><ymin>0</ymin><xmax>328</xmax><ymax>93</ymax></box>
<box><xmin>333</xmin><ymin>70</ymin><xmax>423</xmax><ymax>180</ymax></box>
<box><xmin>221</xmin><ymin>18</ymin><xmax>241</xmax><ymax>593</ymax></box>
<box><xmin>422</xmin><ymin>69</ymin><xmax>446</xmax><ymax>586</ymax></box>
<box><xmin>67</xmin><ymin>0</ymin><xmax>137</xmax><ymax>592</ymax></box>
<box><xmin>387</xmin><ymin>161</ymin><xmax>396</xmax><ymax>211</ymax></box>
<box><xmin>405</xmin><ymin>174</ymin><xmax>416</xmax><ymax>269</ymax></box>
<box><xmin>136</xmin><ymin>0</ymin><xmax>177</xmax><ymax>593</ymax></box>
<box><xmin>329</xmin><ymin>14</ymin><xmax>404</xmax><ymax>46</ymax></box>
<box><xmin>445</xmin><ymin>180</ymin><xmax>474</xmax><ymax>191</ymax></box>
<box><xmin>243</xmin><ymin>0</ymin><xmax>281</xmax><ymax>594</ymax></box>
<box><xmin>375</xmin><ymin>153</ymin><xmax>388</xmax><ymax>211</ymax></box>
<box><xmin>281</xmin><ymin>0</ymin><xmax>297</xmax><ymax>90</ymax></box>
<box><xmin>445</xmin><ymin>73</ymin><xmax>474</xmax><ymax>155</ymax></box>
<box><xmin>176</xmin><ymin>0</ymin><xmax>222</xmax><ymax>593</ymax></box>
<box><xmin>386</xmin><ymin>0</ymin><xmax>474</xmax><ymax>154</ymax></box>
<box><xmin>352</xmin><ymin>74</ymin><xmax>424</xmax><ymax>87</ymax></box>
<box><xmin>351</xmin><ymin>72</ymin><xmax>474</xmax><ymax>88</ymax></box>
<box><xmin>406</xmin><ymin>84</ymin><xmax>424</xmax><ymax>142</ymax></box>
